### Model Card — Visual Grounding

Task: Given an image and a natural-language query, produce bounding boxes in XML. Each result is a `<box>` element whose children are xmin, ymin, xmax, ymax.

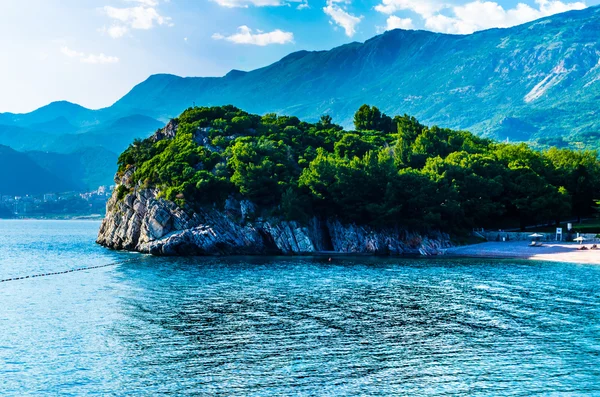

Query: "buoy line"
<box><xmin>0</xmin><ymin>258</ymin><xmax>139</xmax><ymax>283</ymax></box>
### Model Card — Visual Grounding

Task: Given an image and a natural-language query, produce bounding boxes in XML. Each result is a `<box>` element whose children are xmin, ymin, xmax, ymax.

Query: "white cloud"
<box><xmin>103</xmin><ymin>6</ymin><xmax>171</xmax><ymax>29</ymax></box>
<box><xmin>105</xmin><ymin>25</ymin><xmax>129</xmax><ymax>38</ymax></box>
<box><xmin>81</xmin><ymin>53</ymin><xmax>120</xmax><ymax>64</ymax></box>
<box><xmin>212</xmin><ymin>26</ymin><xmax>294</xmax><ymax>45</ymax></box>
<box><xmin>126</xmin><ymin>0</ymin><xmax>160</xmax><ymax>5</ymax></box>
<box><xmin>101</xmin><ymin>3</ymin><xmax>172</xmax><ymax>38</ymax></box>
<box><xmin>211</xmin><ymin>0</ymin><xmax>285</xmax><ymax>7</ymax></box>
<box><xmin>374</xmin><ymin>0</ymin><xmax>444</xmax><ymax>17</ymax></box>
<box><xmin>440</xmin><ymin>0</ymin><xmax>586</xmax><ymax>34</ymax></box>
<box><xmin>60</xmin><ymin>47</ymin><xmax>84</xmax><ymax>58</ymax></box>
<box><xmin>378</xmin><ymin>15</ymin><xmax>414</xmax><ymax>32</ymax></box>
<box><xmin>323</xmin><ymin>3</ymin><xmax>363</xmax><ymax>37</ymax></box>
<box><xmin>210</xmin><ymin>0</ymin><xmax>309</xmax><ymax>7</ymax></box>
<box><xmin>374</xmin><ymin>0</ymin><xmax>586</xmax><ymax>34</ymax></box>
<box><xmin>60</xmin><ymin>47</ymin><xmax>119</xmax><ymax>64</ymax></box>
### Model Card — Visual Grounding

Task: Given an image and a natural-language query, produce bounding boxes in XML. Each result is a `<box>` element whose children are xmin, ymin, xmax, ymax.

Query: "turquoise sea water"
<box><xmin>1</xmin><ymin>220</ymin><xmax>599</xmax><ymax>396</ymax></box>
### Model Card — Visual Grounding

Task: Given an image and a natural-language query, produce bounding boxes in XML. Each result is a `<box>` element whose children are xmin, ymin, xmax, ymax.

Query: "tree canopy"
<box><xmin>117</xmin><ymin>104</ymin><xmax>600</xmax><ymax>233</ymax></box>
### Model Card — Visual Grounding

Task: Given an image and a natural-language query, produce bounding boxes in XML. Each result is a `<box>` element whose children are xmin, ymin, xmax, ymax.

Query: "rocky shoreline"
<box><xmin>97</xmin><ymin>187</ymin><xmax>452</xmax><ymax>257</ymax></box>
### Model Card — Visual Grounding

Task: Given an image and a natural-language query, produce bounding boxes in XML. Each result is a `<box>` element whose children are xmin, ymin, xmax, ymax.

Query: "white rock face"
<box><xmin>97</xmin><ymin>188</ymin><xmax>452</xmax><ymax>256</ymax></box>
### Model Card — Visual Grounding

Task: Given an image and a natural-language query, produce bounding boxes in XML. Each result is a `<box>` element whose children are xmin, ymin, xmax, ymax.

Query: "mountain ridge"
<box><xmin>103</xmin><ymin>5</ymin><xmax>600</xmax><ymax>140</ymax></box>
<box><xmin>0</xmin><ymin>145</ymin><xmax>80</xmax><ymax>195</ymax></box>
<box><xmin>6</xmin><ymin>6</ymin><xmax>600</xmax><ymax>140</ymax></box>
<box><xmin>4</xmin><ymin>6</ymin><xmax>600</xmax><ymax>195</ymax></box>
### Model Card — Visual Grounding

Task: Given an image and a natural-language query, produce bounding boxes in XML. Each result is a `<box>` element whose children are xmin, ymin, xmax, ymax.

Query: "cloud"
<box><xmin>212</xmin><ymin>26</ymin><xmax>294</xmax><ymax>45</ymax></box>
<box><xmin>126</xmin><ymin>0</ymin><xmax>160</xmax><ymax>5</ymax></box>
<box><xmin>60</xmin><ymin>47</ymin><xmax>84</xmax><ymax>58</ymax></box>
<box><xmin>323</xmin><ymin>3</ymin><xmax>363</xmax><ymax>37</ymax></box>
<box><xmin>210</xmin><ymin>0</ymin><xmax>308</xmax><ymax>7</ymax></box>
<box><xmin>60</xmin><ymin>47</ymin><xmax>119</xmax><ymax>64</ymax></box>
<box><xmin>101</xmin><ymin>2</ymin><xmax>172</xmax><ymax>38</ymax></box>
<box><xmin>210</xmin><ymin>0</ymin><xmax>285</xmax><ymax>7</ymax></box>
<box><xmin>103</xmin><ymin>6</ymin><xmax>171</xmax><ymax>29</ymax></box>
<box><xmin>377</xmin><ymin>15</ymin><xmax>414</xmax><ymax>32</ymax></box>
<box><xmin>105</xmin><ymin>25</ymin><xmax>129</xmax><ymax>38</ymax></box>
<box><xmin>374</xmin><ymin>0</ymin><xmax>444</xmax><ymax>18</ymax></box>
<box><xmin>81</xmin><ymin>53</ymin><xmax>120</xmax><ymax>64</ymax></box>
<box><xmin>374</xmin><ymin>0</ymin><xmax>586</xmax><ymax>34</ymax></box>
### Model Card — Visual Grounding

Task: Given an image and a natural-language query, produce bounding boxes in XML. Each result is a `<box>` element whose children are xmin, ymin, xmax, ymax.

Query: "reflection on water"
<box><xmin>1</xmin><ymin>220</ymin><xmax>600</xmax><ymax>395</ymax></box>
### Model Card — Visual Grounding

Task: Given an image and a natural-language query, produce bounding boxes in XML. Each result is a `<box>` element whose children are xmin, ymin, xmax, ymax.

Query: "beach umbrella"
<box><xmin>529</xmin><ymin>233</ymin><xmax>543</xmax><ymax>242</ymax></box>
<box><xmin>574</xmin><ymin>236</ymin><xmax>587</xmax><ymax>244</ymax></box>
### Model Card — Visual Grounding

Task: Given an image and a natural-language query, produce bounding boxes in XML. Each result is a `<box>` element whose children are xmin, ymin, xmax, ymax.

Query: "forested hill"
<box><xmin>116</xmin><ymin>105</ymin><xmax>600</xmax><ymax>233</ymax></box>
<box><xmin>5</xmin><ymin>6</ymin><xmax>600</xmax><ymax>149</ymax></box>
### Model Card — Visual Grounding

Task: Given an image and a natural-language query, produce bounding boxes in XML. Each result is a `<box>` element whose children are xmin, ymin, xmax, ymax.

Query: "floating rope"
<box><xmin>0</xmin><ymin>258</ymin><xmax>138</xmax><ymax>283</ymax></box>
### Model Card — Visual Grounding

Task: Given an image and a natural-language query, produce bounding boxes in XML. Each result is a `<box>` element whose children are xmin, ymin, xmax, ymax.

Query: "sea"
<box><xmin>1</xmin><ymin>219</ymin><xmax>599</xmax><ymax>396</ymax></box>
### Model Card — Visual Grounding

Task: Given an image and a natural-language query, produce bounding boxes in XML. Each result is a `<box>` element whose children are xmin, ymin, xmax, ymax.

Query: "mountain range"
<box><xmin>3</xmin><ymin>6</ymin><xmax>600</xmax><ymax>194</ymax></box>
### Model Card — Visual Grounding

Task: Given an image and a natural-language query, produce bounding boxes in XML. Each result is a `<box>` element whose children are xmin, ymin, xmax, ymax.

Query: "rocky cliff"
<box><xmin>97</xmin><ymin>184</ymin><xmax>452</xmax><ymax>256</ymax></box>
<box><xmin>97</xmin><ymin>117</ymin><xmax>453</xmax><ymax>256</ymax></box>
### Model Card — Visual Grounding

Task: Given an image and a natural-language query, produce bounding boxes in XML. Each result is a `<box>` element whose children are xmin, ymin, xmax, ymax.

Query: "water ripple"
<box><xmin>1</xmin><ymin>221</ymin><xmax>600</xmax><ymax>395</ymax></box>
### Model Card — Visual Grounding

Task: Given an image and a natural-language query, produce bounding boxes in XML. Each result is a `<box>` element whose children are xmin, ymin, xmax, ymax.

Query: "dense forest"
<box><xmin>117</xmin><ymin>105</ymin><xmax>600</xmax><ymax>233</ymax></box>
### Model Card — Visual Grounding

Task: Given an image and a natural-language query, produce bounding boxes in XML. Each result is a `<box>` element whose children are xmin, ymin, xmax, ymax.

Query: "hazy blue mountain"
<box><xmin>26</xmin><ymin>147</ymin><xmax>118</xmax><ymax>190</ymax></box>
<box><xmin>0</xmin><ymin>145</ymin><xmax>79</xmax><ymax>196</ymax></box>
<box><xmin>0</xmin><ymin>101</ymin><xmax>98</xmax><ymax>128</ymax></box>
<box><xmin>0</xmin><ymin>114</ymin><xmax>161</xmax><ymax>152</ymax></box>
<box><xmin>0</xmin><ymin>114</ymin><xmax>161</xmax><ymax>191</ymax></box>
<box><xmin>0</xmin><ymin>125</ymin><xmax>44</xmax><ymax>151</ymax></box>
<box><xmin>0</xmin><ymin>113</ymin><xmax>157</xmax><ymax>193</ymax></box>
<box><xmin>29</xmin><ymin>116</ymin><xmax>78</xmax><ymax>135</ymax></box>
<box><xmin>0</xmin><ymin>144</ymin><xmax>118</xmax><ymax>196</ymax></box>
<box><xmin>43</xmin><ymin>115</ymin><xmax>164</xmax><ymax>154</ymax></box>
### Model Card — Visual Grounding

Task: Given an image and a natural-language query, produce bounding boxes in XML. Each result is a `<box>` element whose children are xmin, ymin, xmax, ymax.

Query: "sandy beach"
<box><xmin>446</xmin><ymin>241</ymin><xmax>600</xmax><ymax>264</ymax></box>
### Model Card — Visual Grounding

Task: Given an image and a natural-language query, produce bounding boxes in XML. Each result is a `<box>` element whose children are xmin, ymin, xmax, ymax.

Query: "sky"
<box><xmin>0</xmin><ymin>0</ymin><xmax>595</xmax><ymax>113</ymax></box>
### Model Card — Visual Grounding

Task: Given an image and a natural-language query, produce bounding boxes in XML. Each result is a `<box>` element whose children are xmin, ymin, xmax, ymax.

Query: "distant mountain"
<box><xmin>29</xmin><ymin>116</ymin><xmax>78</xmax><ymax>135</ymax></box>
<box><xmin>0</xmin><ymin>114</ymin><xmax>161</xmax><ymax>191</ymax></box>
<box><xmin>0</xmin><ymin>101</ymin><xmax>98</xmax><ymax>128</ymax></box>
<box><xmin>43</xmin><ymin>115</ymin><xmax>163</xmax><ymax>154</ymax></box>
<box><xmin>4</xmin><ymin>6</ymin><xmax>600</xmax><ymax>194</ymax></box>
<box><xmin>26</xmin><ymin>147</ymin><xmax>118</xmax><ymax>190</ymax></box>
<box><xmin>0</xmin><ymin>125</ymin><xmax>44</xmax><ymax>152</ymax></box>
<box><xmin>9</xmin><ymin>7</ymin><xmax>600</xmax><ymax>143</ymax></box>
<box><xmin>0</xmin><ymin>144</ymin><xmax>119</xmax><ymax>196</ymax></box>
<box><xmin>97</xmin><ymin>6</ymin><xmax>600</xmax><ymax>142</ymax></box>
<box><xmin>0</xmin><ymin>114</ymin><xmax>161</xmax><ymax>153</ymax></box>
<box><xmin>0</xmin><ymin>145</ymin><xmax>78</xmax><ymax>196</ymax></box>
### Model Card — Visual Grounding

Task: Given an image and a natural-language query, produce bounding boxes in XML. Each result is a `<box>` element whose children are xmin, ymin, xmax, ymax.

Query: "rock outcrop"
<box><xmin>97</xmin><ymin>118</ymin><xmax>452</xmax><ymax>256</ymax></box>
<box><xmin>97</xmin><ymin>187</ymin><xmax>452</xmax><ymax>256</ymax></box>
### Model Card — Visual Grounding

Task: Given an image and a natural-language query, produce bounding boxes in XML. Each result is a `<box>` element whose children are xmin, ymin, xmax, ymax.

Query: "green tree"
<box><xmin>353</xmin><ymin>104</ymin><xmax>393</xmax><ymax>133</ymax></box>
